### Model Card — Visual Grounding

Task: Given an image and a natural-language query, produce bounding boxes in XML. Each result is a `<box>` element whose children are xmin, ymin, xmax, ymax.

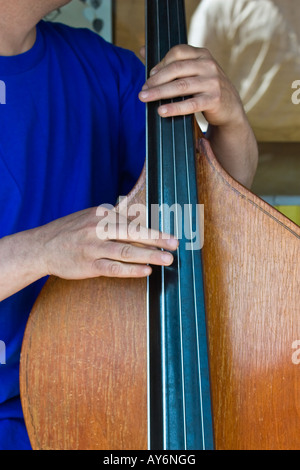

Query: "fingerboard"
<box><xmin>146</xmin><ymin>0</ymin><xmax>215</xmax><ymax>451</ymax></box>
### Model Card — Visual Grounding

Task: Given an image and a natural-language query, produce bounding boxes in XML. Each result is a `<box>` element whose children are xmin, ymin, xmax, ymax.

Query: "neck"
<box><xmin>0</xmin><ymin>26</ymin><xmax>37</xmax><ymax>56</ymax></box>
<box><xmin>0</xmin><ymin>3</ymin><xmax>43</xmax><ymax>56</ymax></box>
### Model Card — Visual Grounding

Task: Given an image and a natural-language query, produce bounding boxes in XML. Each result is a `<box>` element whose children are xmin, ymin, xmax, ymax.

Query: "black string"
<box><xmin>146</xmin><ymin>0</ymin><xmax>214</xmax><ymax>451</ymax></box>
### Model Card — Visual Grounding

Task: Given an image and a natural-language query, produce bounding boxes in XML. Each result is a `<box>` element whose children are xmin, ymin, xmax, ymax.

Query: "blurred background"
<box><xmin>45</xmin><ymin>0</ymin><xmax>300</xmax><ymax>225</ymax></box>
<box><xmin>188</xmin><ymin>0</ymin><xmax>300</xmax><ymax>225</ymax></box>
<box><xmin>44</xmin><ymin>0</ymin><xmax>113</xmax><ymax>42</ymax></box>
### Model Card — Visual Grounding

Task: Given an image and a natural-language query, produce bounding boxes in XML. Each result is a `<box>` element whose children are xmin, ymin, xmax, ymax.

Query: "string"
<box><xmin>183</xmin><ymin>119</ymin><xmax>207</xmax><ymax>449</ymax></box>
<box><xmin>171</xmin><ymin>0</ymin><xmax>208</xmax><ymax>449</ymax></box>
<box><xmin>166</xmin><ymin>0</ymin><xmax>188</xmax><ymax>451</ymax></box>
<box><xmin>155</xmin><ymin>0</ymin><xmax>168</xmax><ymax>449</ymax></box>
<box><xmin>174</xmin><ymin>0</ymin><xmax>207</xmax><ymax>449</ymax></box>
<box><xmin>167</xmin><ymin>0</ymin><xmax>187</xmax><ymax>449</ymax></box>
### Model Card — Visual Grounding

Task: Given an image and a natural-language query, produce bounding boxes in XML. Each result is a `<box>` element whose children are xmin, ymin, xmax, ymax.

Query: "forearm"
<box><xmin>0</xmin><ymin>228</ymin><xmax>47</xmax><ymax>302</ymax></box>
<box><xmin>206</xmin><ymin>116</ymin><xmax>258</xmax><ymax>189</ymax></box>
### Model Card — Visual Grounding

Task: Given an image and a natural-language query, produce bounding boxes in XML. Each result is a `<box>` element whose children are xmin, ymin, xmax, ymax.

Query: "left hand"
<box><xmin>138</xmin><ymin>44</ymin><xmax>258</xmax><ymax>189</ymax></box>
<box><xmin>138</xmin><ymin>44</ymin><xmax>245</xmax><ymax>129</ymax></box>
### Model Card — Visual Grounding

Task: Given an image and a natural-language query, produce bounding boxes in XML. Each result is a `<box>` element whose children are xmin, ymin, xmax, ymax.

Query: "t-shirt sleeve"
<box><xmin>117</xmin><ymin>50</ymin><xmax>146</xmax><ymax>197</ymax></box>
<box><xmin>55</xmin><ymin>25</ymin><xmax>147</xmax><ymax>200</ymax></box>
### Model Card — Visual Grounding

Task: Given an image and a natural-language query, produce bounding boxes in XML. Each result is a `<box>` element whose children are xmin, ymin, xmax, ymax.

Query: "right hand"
<box><xmin>36</xmin><ymin>206</ymin><xmax>178</xmax><ymax>280</ymax></box>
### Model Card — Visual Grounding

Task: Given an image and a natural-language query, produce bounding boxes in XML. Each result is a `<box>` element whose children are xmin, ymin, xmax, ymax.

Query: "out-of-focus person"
<box><xmin>189</xmin><ymin>0</ymin><xmax>300</xmax><ymax>143</ymax></box>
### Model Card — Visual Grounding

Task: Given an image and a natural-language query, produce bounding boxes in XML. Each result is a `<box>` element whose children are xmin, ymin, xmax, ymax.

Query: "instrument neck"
<box><xmin>145</xmin><ymin>0</ymin><xmax>214</xmax><ymax>451</ymax></box>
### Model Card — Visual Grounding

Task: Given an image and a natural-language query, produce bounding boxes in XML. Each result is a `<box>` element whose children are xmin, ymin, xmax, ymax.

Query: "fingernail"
<box><xmin>150</xmin><ymin>68</ymin><xmax>158</xmax><ymax>76</ymax></box>
<box><xmin>142</xmin><ymin>83</ymin><xmax>149</xmax><ymax>90</ymax></box>
<box><xmin>144</xmin><ymin>266</ymin><xmax>152</xmax><ymax>275</ymax></box>
<box><xmin>140</xmin><ymin>91</ymin><xmax>149</xmax><ymax>99</ymax></box>
<box><xmin>162</xmin><ymin>253</ymin><xmax>173</xmax><ymax>264</ymax></box>
<box><xmin>159</xmin><ymin>106</ymin><xmax>168</xmax><ymax>115</ymax></box>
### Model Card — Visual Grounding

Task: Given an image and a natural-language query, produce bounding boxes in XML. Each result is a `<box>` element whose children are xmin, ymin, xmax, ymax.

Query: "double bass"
<box><xmin>20</xmin><ymin>0</ymin><xmax>300</xmax><ymax>450</ymax></box>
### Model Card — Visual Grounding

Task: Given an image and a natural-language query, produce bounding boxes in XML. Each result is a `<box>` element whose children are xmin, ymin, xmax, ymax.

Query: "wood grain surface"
<box><xmin>20</xmin><ymin>174</ymin><xmax>148</xmax><ymax>450</ymax></box>
<box><xmin>196</xmin><ymin>137</ymin><xmax>300</xmax><ymax>450</ymax></box>
<box><xmin>21</xmin><ymin>133</ymin><xmax>300</xmax><ymax>450</ymax></box>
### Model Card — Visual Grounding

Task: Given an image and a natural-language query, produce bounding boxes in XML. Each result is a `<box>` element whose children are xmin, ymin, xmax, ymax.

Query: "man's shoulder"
<box><xmin>40</xmin><ymin>20</ymin><xmax>103</xmax><ymax>42</ymax></box>
<box><xmin>39</xmin><ymin>20</ymin><xmax>139</xmax><ymax>65</ymax></box>
<box><xmin>38</xmin><ymin>20</ymin><xmax>145</xmax><ymax>99</ymax></box>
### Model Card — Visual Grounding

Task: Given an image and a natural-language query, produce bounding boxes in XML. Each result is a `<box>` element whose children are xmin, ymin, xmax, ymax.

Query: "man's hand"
<box><xmin>0</xmin><ymin>206</ymin><xmax>179</xmax><ymax>301</ymax></box>
<box><xmin>139</xmin><ymin>45</ymin><xmax>258</xmax><ymax>188</ymax></box>
<box><xmin>40</xmin><ymin>206</ymin><xmax>178</xmax><ymax>280</ymax></box>
<box><xmin>139</xmin><ymin>45</ymin><xmax>243</xmax><ymax>126</ymax></box>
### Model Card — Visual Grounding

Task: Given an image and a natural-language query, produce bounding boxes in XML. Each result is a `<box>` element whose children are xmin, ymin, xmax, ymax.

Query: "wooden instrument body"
<box><xmin>196</xmin><ymin>137</ymin><xmax>300</xmax><ymax>450</ymax></box>
<box><xmin>20</xmin><ymin>131</ymin><xmax>300</xmax><ymax>450</ymax></box>
<box><xmin>20</xmin><ymin>171</ymin><xmax>148</xmax><ymax>450</ymax></box>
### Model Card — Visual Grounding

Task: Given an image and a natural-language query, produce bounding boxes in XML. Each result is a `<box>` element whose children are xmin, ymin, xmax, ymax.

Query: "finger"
<box><xmin>123</xmin><ymin>224</ymin><xmax>178</xmax><ymax>250</ymax></box>
<box><xmin>93</xmin><ymin>258</ymin><xmax>153</xmax><ymax>278</ymax></box>
<box><xmin>139</xmin><ymin>45</ymin><xmax>146</xmax><ymax>60</ymax></box>
<box><xmin>96</xmin><ymin>213</ymin><xmax>179</xmax><ymax>250</ymax></box>
<box><xmin>98</xmin><ymin>241</ymin><xmax>175</xmax><ymax>267</ymax></box>
<box><xmin>158</xmin><ymin>91</ymin><xmax>222</xmax><ymax>118</ymax></box>
<box><xmin>143</xmin><ymin>60</ymin><xmax>202</xmax><ymax>92</ymax></box>
<box><xmin>121</xmin><ymin>225</ymin><xmax>178</xmax><ymax>251</ymax></box>
<box><xmin>149</xmin><ymin>45</ymin><xmax>208</xmax><ymax>75</ymax></box>
<box><xmin>142</xmin><ymin>59</ymin><xmax>218</xmax><ymax>95</ymax></box>
<box><xmin>140</xmin><ymin>76</ymin><xmax>213</xmax><ymax>104</ymax></box>
<box><xmin>157</xmin><ymin>97</ymin><xmax>203</xmax><ymax>117</ymax></box>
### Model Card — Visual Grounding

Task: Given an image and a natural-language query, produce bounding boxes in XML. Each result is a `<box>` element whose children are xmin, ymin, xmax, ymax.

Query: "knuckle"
<box><xmin>208</xmin><ymin>78</ymin><xmax>222</xmax><ymax>100</ymax></box>
<box><xmin>207</xmin><ymin>60</ymin><xmax>219</xmax><ymax>76</ymax></box>
<box><xmin>108</xmin><ymin>262</ymin><xmax>121</xmax><ymax>277</ymax></box>
<box><xmin>128</xmin><ymin>222</ymin><xmax>140</xmax><ymax>240</ymax></box>
<box><xmin>129</xmin><ymin>265</ymin><xmax>140</xmax><ymax>277</ymax></box>
<box><xmin>176</xmin><ymin>78</ymin><xmax>189</xmax><ymax>93</ymax></box>
<box><xmin>198</xmin><ymin>47</ymin><xmax>213</xmax><ymax>59</ymax></box>
<box><xmin>93</xmin><ymin>259</ymin><xmax>122</xmax><ymax>277</ymax></box>
<box><xmin>168</xmin><ymin>102</ymin><xmax>181</xmax><ymax>115</ymax></box>
<box><xmin>172</xmin><ymin>60</ymin><xmax>185</xmax><ymax>75</ymax></box>
<box><xmin>169</xmin><ymin>44</ymin><xmax>184</xmax><ymax>60</ymax></box>
<box><xmin>198</xmin><ymin>57</ymin><xmax>217</xmax><ymax>75</ymax></box>
<box><xmin>186</xmin><ymin>99</ymin><xmax>199</xmax><ymax>114</ymax></box>
<box><xmin>92</xmin><ymin>258</ymin><xmax>105</xmax><ymax>275</ymax></box>
<box><xmin>120</xmin><ymin>244</ymin><xmax>132</xmax><ymax>260</ymax></box>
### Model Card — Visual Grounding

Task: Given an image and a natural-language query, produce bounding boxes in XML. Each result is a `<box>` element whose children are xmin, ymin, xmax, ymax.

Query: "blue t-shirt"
<box><xmin>0</xmin><ymin>21</ymin><xmax>146</xmax><ymax>450</ymax></box>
